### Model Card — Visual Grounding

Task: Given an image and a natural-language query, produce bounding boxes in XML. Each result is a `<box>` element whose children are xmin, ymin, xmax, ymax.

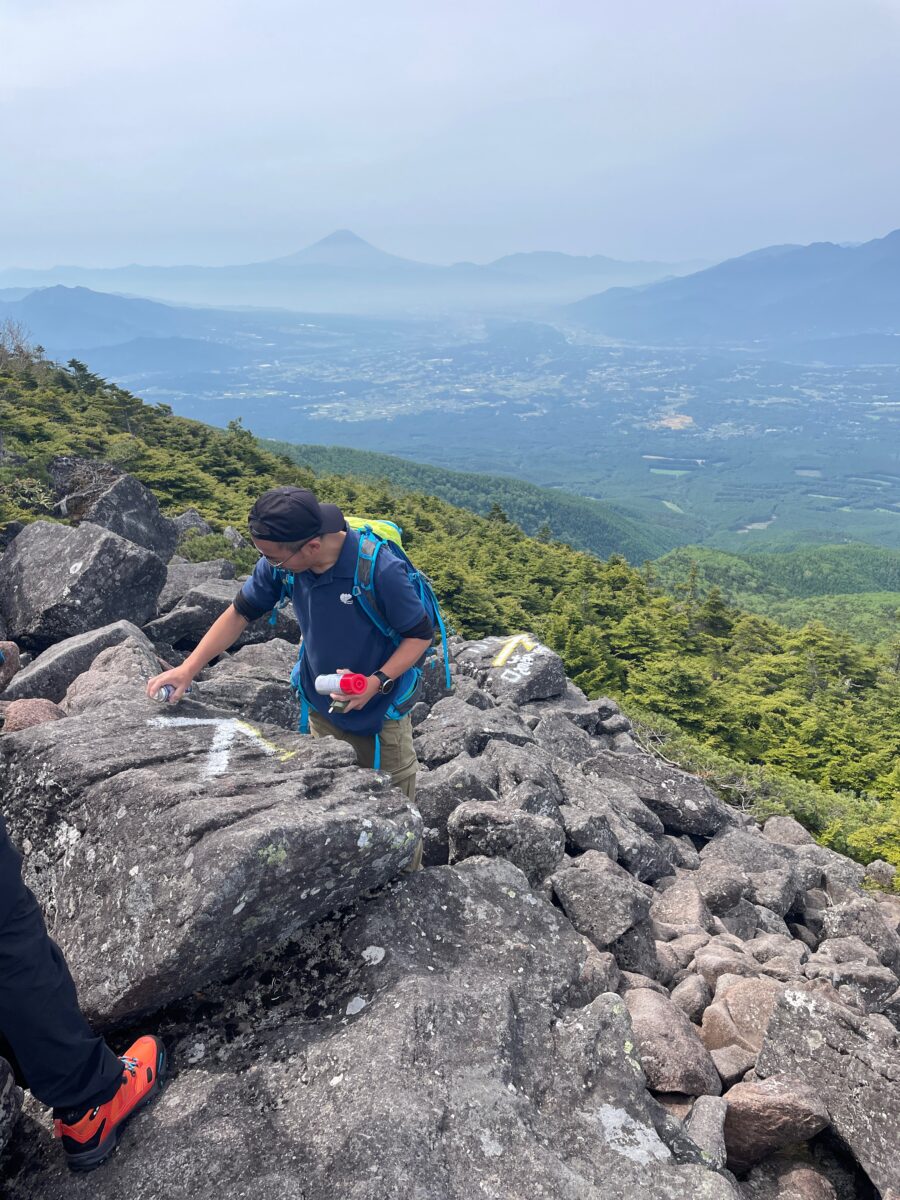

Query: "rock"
<box><xmin>1</xmin><ymin>859</ymin><xmax>742</xmax><ymax>1200</ymax></box>
<box><xmin>804</xmin><ymin>958</ymin><xmax>899</xmax><ymax>1016</ymax></box>
<box><xmin>0</xmin><ymin>697</ymin><xmax>422</xmax><ymax>1025</ymax></box>
<box><xmin>625</xmin><ymin>989</ymin><xmax>722</xmax><ymax>1096</ymax></box>
<box><xmin>0</xmin><ymin>522</ymin><xmax>166</xmax><ymax>653</ymax></box>
<box><xmin>173</xmin><ymin>508</ymin><xmax>213</xmax><ymax>539</ymax></box>
<box><xmin>792</xmin><ymin>844</ymin><xmax>865</xmax><ymax>900</ymax></box>
<box><xmin>1</xmin><ymin>698</ymin><xmax>66</xmax><ymax>732</ymax></box>
<box><xmin>192</xmin><ymin>644</ymin><xmax>299</xmax><ymax>730</ymax></box>
<box><xmin>701</xmin><ymin>830</ymin><xmax>802</xmax><ymax>917</ymax></box>
<box><xmin>822</xmin><ymin>896</ymin><xmax>900</xmax><ymax>974</ymax></box>
<box><xmin>651</xmin><ymin>878</ymin><xmax>715</xmax><ymax>932</ymax></box>
<box><xmin>670</xmin><ymin>974</ymin><xmax>712</xmax><ymax>1024</ymax></box>
<box><xmin>62</xmin><ymin>638</ymin><xmax>163</xmax><ymax>715</ymax></box>
<box><xmin>559</xmin><ymin>804</ymin><xmax>618</xmax><ymax>858</ymax></box>
<box><xmin>662</xmin><ymin>833</ymin><xmax>702</xmax><ymax>870</ymax></box>
<box><xmin>0</xmin><ymin>1057</ymin><xmax>22</xmax><ymax>1157</ymax></box>
<box><xmin>551</xmin><ymin>851</ymin><xmax>652</xmax><ymax>948</ymax></box>
<box><xmin>144</xmin><ymin>578</ymin><xmax>300</xmax><ymax>648</ymax></box>
<box><xmin>756</xmin><ymin>988</ymin><xmax>900</xmax><ymax>1196</ymax></box>
<box><xmin>722</xmin><ymin>1077</ymin><xmax>829</xmax><ymax>1173</ymax></box>
<box><xmin>480</xmin><ymin>738</ymin><xmax>566</xmax><ymax>821</ymax></box>
<box><xmin>568</xmin><ymin>942</ymin><xmax>622</xmax><ymax>1006</ymax></box>
<box><xmin>762</xmin><ymin>815</ymin><xmax>816</xmax><ymax>847</ymax></box>
<box><xmin>581</xmin><ymin>750</ymin><xmax>738</xmax><ymax>837</ymax></box>
<box><xmin>1</xmin><ymin>620</ymin><xmax>157</xmax><ymax>704</ymax></box>
<box><xmin>81</xmin><ymin>473</ymin><xmax>178</xmax><ymax>562</ymax></box>
<box><xmin>685</xmin><ymin>1095</ymin><xmax>728</xmax><ymax>1170</ymax></box>
<box><xmin>865</xmin><ymin>859</ymin><xmax>897</xmax><ymax>890</ymax></box>
<box><xmin>531</xmin><ymin>710</ymin><xmax>597</xmax><ymax>765</ymax></box>
<box><xmin>157</xmin><ymin>558</ymin><xmax>236</xmax><ymax>614</ymax></box>
<box><xmin>0</xmin><ymin>641</ymin><xmax>20</xmax><ymax>694</ymax></box>
<box><xmin>693</xmin><ymin>948</ymin><xmax>762</xmax><ymax>990</ymax></box>
<box><xmin>701</xmin><ymin>977</ymin><xmax>786</xmax><ymax>1055</ymax></box>
<box><xmin>720</xmin><ymin>899</ymin><xmax>760</xmax><ymax>941</ymax></box>
<box><xmin>222</xmin><ymin>526</ymin><xmax>248</xmax><ymax>549</ymax></box>
<box><xmin>710</xmin><ymin>1043</ymin><xmax>757</xmax><ymax>1088</ymax></box>
<box><xmin>610</xmin><ymin>920</ymin><xmax>664</xmax><ymax>981</ymax></box>
<box><xmin>696</xmin><ymin>860</ymin><xmax>752</xmax><ymax>914</ymax></box>
<box><xmin>740</xmin><ymin>1155</ymin><xmax>840</xmax><ymax>1200</ymax></box>
<box><xmin>413</xmin><ymin>757</ymin><xmax>499</xmax><ymax>866</ymax></box>
<box><xmin>453</xmin><ymin>633</ymin><xmax>569</xmax><ymax>705</ymax></box>
<box><xmin>447</xmin><ymin>801</ymin><xmax>565</xmax><ymax>885</ymax></box>
<box><xmin>413</xmin><ymin>696</ymin><xmax>535</xmax><ymax>768</ymax></box>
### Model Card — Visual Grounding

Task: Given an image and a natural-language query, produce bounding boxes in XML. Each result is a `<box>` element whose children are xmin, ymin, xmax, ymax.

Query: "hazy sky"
<box><xmin>2</xmin><ymin>0</ymin><xmax>898</xmax><ymax>268</ymax></box>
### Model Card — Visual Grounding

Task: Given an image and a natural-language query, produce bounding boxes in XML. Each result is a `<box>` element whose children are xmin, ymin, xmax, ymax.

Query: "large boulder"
<box><xmin>80</xmin><ymin>474</ymin><xmax>178</xmax><ymax>562</ymax></box>
<box><xmin>551</xmin><ymin>851</ymin><xmax>652</xmax><ymax>948</ymax></box>
<box><xmin>157</xmin><ymin>558</ymin><xmax>236</xmax><ymax>614</ymax></box>
<box><xmin>453</xmin><ymin>633</ymin><xmax>569</xmax><ymax>704</ymax></box>
<box><xmin>447</xmin><ymin>801</ymin><xmax>565</xmax><ymax>884</ymax></box>
<box><xmin>624</xmin><ymin>989</ymin><xmax>722</xmax><ymax>1096</ymax></box>
<box><xmin>413</xmin><ymin>695</ymin><xmax>536</xmax><ymax>768</ymax></box>
<box><xmin>143</xmin><ymin>579</ymin><xmax>299</xmax><ymax>648</ymax></box>
<box><xmin>700</xmin><ymin>830</ymin><xmax>803</xmax><ymax>917</ymax></box>
<box><xmin>756</xmin><ymin>988</ymin><xmax>900</xmax><ymax>1196</ymax></box>
<box><xmin>0</xmin><ymin>695</ymin><xmax>421</xmax><ymax>1026</ymax></box>
<box><xmin>582</xmin><ymin>751</ymin><xmax>738</xmax><ymax>837</ymax></box>
<box><xmin>1</xmin><ymin>699</ymin><xmax>65</xmax><ymax>732</ymax></box>
<box><xmin>721</xmin><ymin>1077</ymin><xmax>829</xmax><ymax>1173</ymax></box>
<box><xmin>2</xmin><ymin>859</ymin><xmax>741</xmax><ymax>1199</ymax></box>
<box><xmin>0</xmin><ymin>523</ymin><xmax>166</xmax><ymax>653</ymax></box>
<box><xmin>821</xmin><ymin>896</ymin><xmax>900</xmax><ymax>975</ymax></box>
<box><xmin>1</xmin><ymin>621</ymin><xmax>156</xmax><ymax>703</ymax></box>
<box><xmin>195</xmin><ymin>638</ymin><xmax>299</xmax><ymax>729</ymax></box>
<box><xmin>414</xmin><ymin>756</ymin><xmax>500</xmax><ymax>866</ymax></box>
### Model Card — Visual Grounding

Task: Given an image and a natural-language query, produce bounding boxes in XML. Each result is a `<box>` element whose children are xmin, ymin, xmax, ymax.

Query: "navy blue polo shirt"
<box><xmin>235</xmin><ymin>529</ymin><xmax>429</xmax><ymax>735</ymax></box>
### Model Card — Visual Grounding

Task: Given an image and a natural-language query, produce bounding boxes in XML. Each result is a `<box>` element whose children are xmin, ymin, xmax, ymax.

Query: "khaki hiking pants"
<box><xmin>308</xmin><ymin>710</ymin><xmax>422</xmax><ymax>871</ymax></box>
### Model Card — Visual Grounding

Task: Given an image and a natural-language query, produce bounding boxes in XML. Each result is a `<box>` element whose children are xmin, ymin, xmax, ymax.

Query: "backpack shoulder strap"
<box><xmin>352</xmin><ymin>531</ymin><xmax>400</xmax><ymax>644</ymax></box>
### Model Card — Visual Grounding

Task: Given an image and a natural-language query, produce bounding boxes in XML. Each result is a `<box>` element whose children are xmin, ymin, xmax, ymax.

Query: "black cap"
<box><xmin>247</xmin><ymin>487</ymin><xmax>345</xmax><ymax>543</ymax></box>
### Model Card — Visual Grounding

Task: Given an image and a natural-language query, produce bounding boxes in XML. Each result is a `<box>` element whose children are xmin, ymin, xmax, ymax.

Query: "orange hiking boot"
<box><xmin>54</xmin><ymin>1035</ymin><xmax>166</xmax><ymax>1172</ymax></box>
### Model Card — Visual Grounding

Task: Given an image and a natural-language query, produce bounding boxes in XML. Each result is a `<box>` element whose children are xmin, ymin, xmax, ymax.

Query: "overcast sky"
<box><xmin>2</xmin><ymin>0</ymin><xmax>898</xmax><ymax>268</ymax></box>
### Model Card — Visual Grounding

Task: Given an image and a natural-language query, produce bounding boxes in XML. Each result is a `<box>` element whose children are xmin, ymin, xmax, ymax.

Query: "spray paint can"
<box><xmin>314</xmin><ymin>673</ymin><xmax>368</xmax><ymax>696</ymax></box>
<box><xmin>153</xmin><ymin>684</ymin><xmax>193</xmax><ymax>704</ymax></box>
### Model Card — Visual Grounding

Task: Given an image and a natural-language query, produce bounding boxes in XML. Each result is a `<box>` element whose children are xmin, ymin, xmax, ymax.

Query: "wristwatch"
<box><xmin>373</xmin><ymin>670</ymin><xmax>395</xmax><ymax>695</ymax></box>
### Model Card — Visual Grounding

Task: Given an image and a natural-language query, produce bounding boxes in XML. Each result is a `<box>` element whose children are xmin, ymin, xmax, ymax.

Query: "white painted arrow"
<box><xmin>147</xmin><ymin>716</ymin><xmax>296</xmax><ymax>778</ymax></box>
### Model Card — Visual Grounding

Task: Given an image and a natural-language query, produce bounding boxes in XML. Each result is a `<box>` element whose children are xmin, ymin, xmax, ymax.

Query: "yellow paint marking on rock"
<box><xmin>234</xmin><ymin>720</ymin><xmax>298</xmax><ymax>761</ymax></box>
<box><xmin>492</xmin><ymin>634</ymin><xmax>538</xmax><ymax>668</ymax></box>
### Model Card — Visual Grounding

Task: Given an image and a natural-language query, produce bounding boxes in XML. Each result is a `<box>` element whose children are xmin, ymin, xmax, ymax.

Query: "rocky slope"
<box><xmin>0</xmin><ymin>472</ymin><xmax>898</xmax><ymax>1199</ymax></box>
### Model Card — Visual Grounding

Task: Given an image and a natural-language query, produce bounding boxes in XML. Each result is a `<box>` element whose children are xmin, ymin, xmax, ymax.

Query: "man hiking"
<box><xmin>146</xmin><ymin>487</ymin><xmax>432</xmax><ymax>868</ymax></box>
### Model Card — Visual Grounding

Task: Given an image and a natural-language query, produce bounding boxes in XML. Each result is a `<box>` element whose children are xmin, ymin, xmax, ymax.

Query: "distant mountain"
<box><xmin>569</xmin><ymin>229</ymin><xmax>900</xmax><ymax>344</ymax></box>
<box><xmin>0</xmin><ymin>231</ymin><xmax>698</xmax><ymax>316</ymax></box>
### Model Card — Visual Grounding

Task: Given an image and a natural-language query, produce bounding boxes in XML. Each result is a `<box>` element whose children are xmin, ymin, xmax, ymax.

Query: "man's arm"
<box><xmin>145</xmin><ymin>604</ymin><xmax>250</xmax><ymax>701</ymax></box>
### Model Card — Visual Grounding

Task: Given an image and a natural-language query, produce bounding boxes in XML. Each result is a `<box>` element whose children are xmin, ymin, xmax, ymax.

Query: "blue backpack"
<box><xmin>268</xmin><ymin>518</ymin><xmax>451</xmax><ymax>759</ymax></box>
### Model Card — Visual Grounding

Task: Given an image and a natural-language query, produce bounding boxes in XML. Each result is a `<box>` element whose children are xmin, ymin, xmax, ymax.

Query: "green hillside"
<box><xmin>1</xmin><ymin>348</ymin><xmax>898</xmax><ymax>870</ymax></box>
<box><xmin>651</xmin><ymin>544</ymin><xmax>900</xmax><ymax>648</ymax></box>
<box><xmin>265</xmin><ymin>440</ymin><xmax>697</xmax><ymax>564</ymax></box>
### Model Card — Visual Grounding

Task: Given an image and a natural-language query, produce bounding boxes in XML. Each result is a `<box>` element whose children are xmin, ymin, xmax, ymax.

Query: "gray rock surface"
<box><xmin>1</xmin><ymin>620</ymin><xmax>156</xmax><ymax>703</ymax></box>
<box><xmin>0</xmin><ymin>522</ymin><xmax>166</xmax><ymax>653</ymax></box>
<box><xmin>447</xmin><ymin>801</ymin><xmax>565</xmax><ymax>884</ymax></box>
<box><xmin>0</xmin><ymin>696</ymin><xmax>421</xmax><ymax>1025</ymax></box>
<box><xmin>143</xmin><ymin>578</ymin><xmax>300</xmax><ymax>648</ymax></box>
<box><xmin>686</xmin><ymin>1095</ymin><xmax>728</xmax><ymax>1170</ymax></box>
<box><xmin>414</xmin><ymin>695</ymin><xmax>535</xmax><ymax>767</ymax></box>
<box><xmin>1</xmin><ymin>698</ymin><xmax>65</xmax><ymax>732</ymax></box>
<box><xmin>81</xmin><ymin>474</ymin><xmax>178</xmax><ymax>562</ymax></box>
<box><xmin>701</xmin><ymin>831</ymin><xmax>802</xmax><ymax>917</ymax></box>
<box><xmin>2</xmin><ymin>859</ymin><xmax>741</xmax><ymax>1200</ymax></box>
<box><xmin>552</xmin><ymin>851</ymin><xmax>652</xmax><ymax>948</ymax></box>
<box><xmin>157</xmin><ymin>558</ymin><xmax>236</xmax><ymax>614</ymax></box>
<box><xmin>453</xmin><ymin>633</ymin><xmax>569</xmax><ymax>704</ymax></box>
<box><xmin>756</xmin><ymin>988</ymin><xmax>900</xmax><ymax>1195</ymax></box>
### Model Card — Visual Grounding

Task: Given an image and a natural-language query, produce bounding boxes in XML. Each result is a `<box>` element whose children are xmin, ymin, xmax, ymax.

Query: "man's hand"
<box><xmin>146</xmin><ymin>666</ymin><xmax>195</xmax><ymax>703</ymax></box>
<box><xmin>331</xmin><ymin>667</ymin><xmax>380</xmax><ymax>713</ymax></box>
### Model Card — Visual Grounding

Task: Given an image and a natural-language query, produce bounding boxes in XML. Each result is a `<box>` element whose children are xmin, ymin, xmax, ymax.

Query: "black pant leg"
<box><xmin>0</xmin><ymin>816</ymin><xmax>122</xmax><ymax>1110</ymax></box>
